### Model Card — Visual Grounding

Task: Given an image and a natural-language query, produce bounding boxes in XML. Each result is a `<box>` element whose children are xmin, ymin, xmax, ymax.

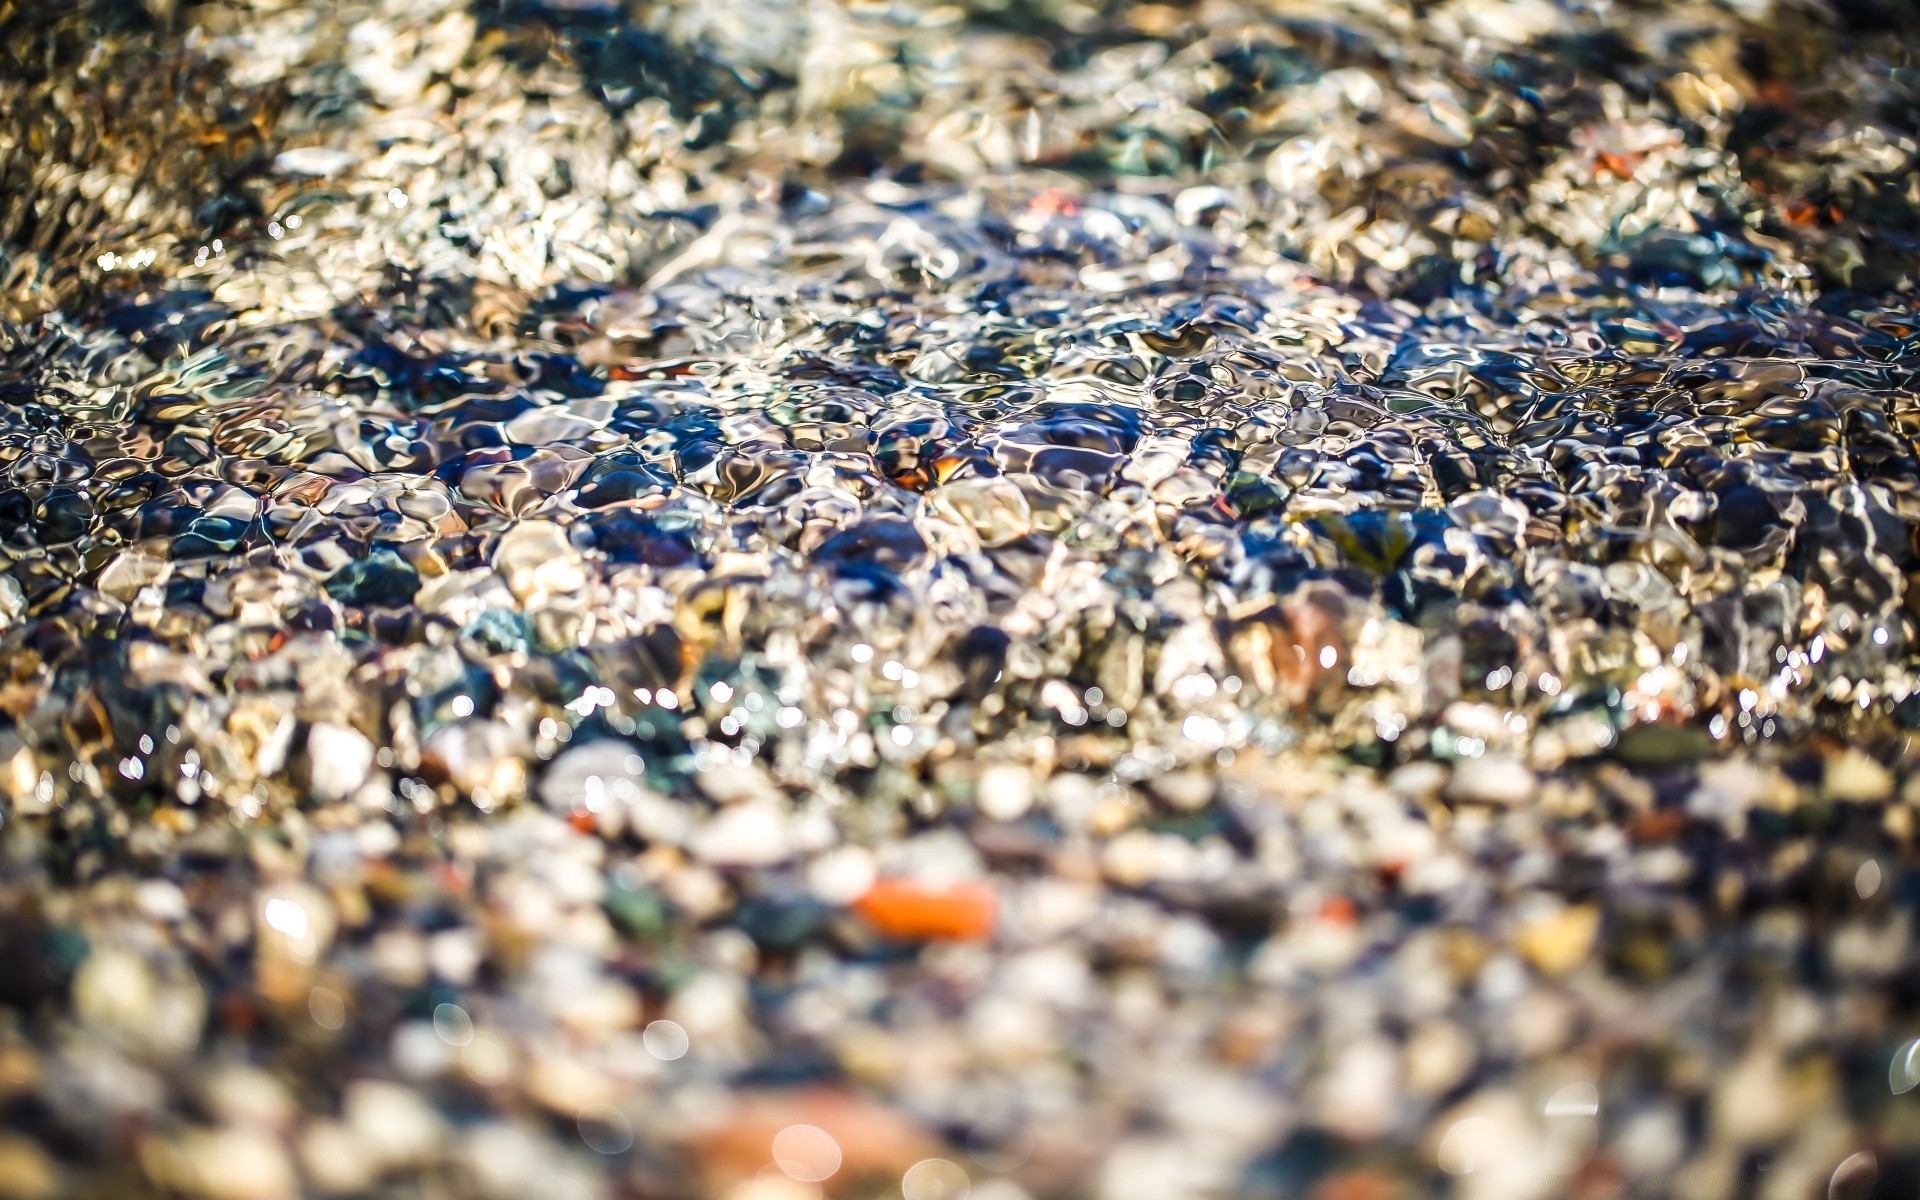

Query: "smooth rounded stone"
<box><xmin>1102</xmin><ymin>831</ymin><xmax>1198</xmax><ymax>889</ymax></box>
<box><xmin>522</xmin><ymin>1044</ymin><xmax>610</xmax><ymax>1113</ymax></box>
<box><xmin>421</xmin><ymin>722</ymin><xmax>528</xmax><ymax>801</ymax></box>
<box><xmin>1611</xmin><ymin>723</ymin><xmax>1710</xmax><ymax>770</ymax></box>
<box><xmin>306</xmin><ymin>722</ymin><xmax>375</xmax><ymax>801</ymax></box>
<box><xmin>1314</xmin><ymin>1036</ymin><xmax>1402</xmax><ymax>1141</ymax></box>
<box><xmin>1514</xmin><ymin>905</ymin><xmax>1600</xmax><ymax>977</ymax></box>
<box><xmin>493</xmin><ymin>521</ymin><xmax>589</xmax><ymax>606</ymax></box>
<box><xmin>0</xmin><ymin>575</ymin><xmax>22</xmax><ymax>631</ymax></box>
<box><xmin>94</xmin><ymin>549</ymin><xmax>168</xmax><ymax>603</ymax></box>
<box><xmin>298</xmin><ymin>1122</ymin><xmax>377</xmax><ymax>1195</ymax></box>
<box><xmin>228</xmin><ymin>698</ymin><xmax>299</xmax><ymax>780</ymax></box>
<box><xmin>686</xmin><ymin>1091</ymin><xmax>943</xmax><ymax>1193</ymax></box>
<box><xmin>1099</xmin><ymin>1133</ymin><xmax>1247</xmax><ymax>1200</ymax></box>
<box><xmin>389</xmin><ymin>1020</ymin><xmax>454</xmax><ymax>1079</ymax></box>
<box><xmin>1710</xmin><ymin>1049</ymin><xmax>1804</xmax><ymax>1148</ymax></box>
<box><xmin>274</xmin><ymin>146</ymin><xmax>360</xmax><ymax>176</ymax></box>
<box><xmin>344</xmin><ymin>1080</ymin><xmax>449</xmax><ymax>1170</ymax></box>
<box><xmin>1431</xmin><ymin>1090</ymin><xmax>1578</xmax><ymax>1196</ymax></box>
<box><xmin>853</xmin><ymin>877</ymin><xmax>997</xmax><ymax>941</ymax></box>
<box><xmin>1529</xmin><ymin>710</ymin><xmax>1622</xmax><ymax>769</ymax></box>
<box><xmin>542</xmin><ymin>978</ymin><xmax>642</xmax><ymax>1037</ymax></box>
<box><xmin>462</xmin><ymin>1121</ymin><xmax>600</xmax><ymax>1200</ymax></box>
<box><xmin>72</xmin><ymin>949</ymin><xmax>204</xmax><ymax>1055</ymax></box>
<box><xmin>1441</xmin><ymin>702</ymin><xmax>1510</xmax><ymax>744</ymax></box>
<box><xmin>932</xmin><ymin>478</ymin><xmax>1033</xmax><ymax>546</ymax></box>
<box><xmin>144</xmin><ymin>1127</ymin><xmax>296</xmax><ymax>1200</ymax></box>
<box><xmin>1825</xmin><ymin>750</ymin><xmax>1894</xmax><ymax>803</ymax></box>
<box><xmin>695</xmin><ymin>760</ymin><xmax>783</xmax><ymax>806</ymax></box>
<box><xmin>0</xmin><ymin>1136</ymin><xmax>58</xmax><ymax>1200</ymax></box>
<box><xmin>1152</xmin><ymin>769</ymin><xmax>1215</xmax><ymax>812</ymax></box>
<box><xmin>1403</xmin><ymin>1020</ymin><xmax>1476</xmax><ymax>1098</ymax></box>
<box><xmin>200</xmin><ymin>1065</ymin><xmax>296</xmax><ymax>1132</ymax></box>
<box><xmin>324</xmin><ymin>548</ymin><xmax>420</xmax><ymax>607</ymax></box>
<box><xmin>1445</xmin><ymin>756</ymin><xmax>1536</xmax><ymax>807</ymax></box>
<box><xmin>902</xmin><ymin>1158</ymin><xmax>971</xmax><ymax>1200</ymax></box>
<box><xmin>538</xmin><ymin>740</ymin><xmax>649</xmax><ymax>812</ymax></box>
<box><xmin>807</xmin><ymin>845</ymin><xmax>879</xmax><ymax>905</ymax></box>
<box><xmin>975</xmin><ymin>763</ymin><xmax>1034</xmax><ymax>822</ymax></box>
<box><xmin>134</xmin><ymin>880</ymin><xmax>190</xmax><ymax>923</ymax></box>
<box><xmin>689</xmin><ymin>802</ymin><xmax>795</xmax><ymax>867</ymax></box>
<box><xmin>1043</xmin><ymin>772</ymin><xmax>1100</xmax><ymax>831</ymax></box>
<box><xmin>2</xmin><ymin>741</ymin><xmax>45</xmax><ymax>813</ymax></box>
<box><xmin>1388</xmin><ymin>760</ymin><xmax>1449</xmax><ymax>800</ymax></box>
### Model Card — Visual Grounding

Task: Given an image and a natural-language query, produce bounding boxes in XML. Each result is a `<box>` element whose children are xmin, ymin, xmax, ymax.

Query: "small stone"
<box><xmin>852</xmin><ymin>878</ymin><xmax>996</xmax><ymax>941</ymax></box>
<box><xmin>494</xmin><ymin>521</ymin><xmax>588</xmax><ymax>607</ymax></box>
<box><xmin>324</xmin><ymin>548</ymin><xmax>420</xmax><ymax>607</ymax></box>
<box><xmin>539</xmin><ymin>740</ymin><xmax>648</xmax><ymax>811</ymax></box>
<box><xmin>421</xmin><ymin>721</ymin><xmax>527</xmax><ymax>801</ymax></box>
<box><xmin>1313</xmin><ymin>1036</ymin><xmax>1402</xmax><ymax>1140</ymax></box>
<box><xmin>145</xmin><ymin>1127</ymin><xmax>295</xmax><ymax>1200</ymax></box>
<box><xmin>298</xmin><ymin>1122</ymin><xmax>375</xmax><ymax>1195</ymax></box>
<box><xmin>807</xmin><ymin>846</ymin><xmax>879</xmax><ymax>905</ymax></box>
<box><xmin>306</xmin><ymin>723</ymin><xmax>374</xmax><ymax>802</ymax></box>
<box><xmin>1152</xmin><ymin>769</ymin><xmax>1214</xmax><ymax>812</ymax></box>
<box><xmin>689</xmin><ymin>802</ymin><xmax>794</xmax><ymax>867</ymax></box>
<box><xmin>1387</xmin><ymin>760</ymin><xmax>1448</xmax><ymax>800</ymax></box>
<box><xmin>975</xmin><ymin>764</ymin><xmax>1033</xmax><ymax>822</ymax></box>
<box><xmin>695</xmin><ymin>760</ymin><xmax>782</xmax><ymax>806</ymax></box>
<box><xmin>688</xmin><ymin>1090</ymin><xmax>941</xmax><ymax>1194</ymax></box>
<box><xmin>202</xmin><ymin>1066</ymin><xmax>295</xmax><ymax>1131</ymax></box>
<box><xmin>1445</xmin><ymin>756</ymin><xmax>1536</xmax><ymax>806</ymax></box>
<box><xmin>1612</xmin><ymin>723</ymin><xmax>1710</xmax><ymax>769</ymax></box>
<box><xmin>0</xmin><ymin>1135</ymin><xmax>58</xmax><ymax>1200</ymax></box>
<box><xmin>274</xmin><ymin>146</ymin><xmax>359</xmax><ymax>176</ymax></box>
<box><xmin>933</xmin><ymin>478</ymin><xmax>1033</xmax><ymax>546</ymax></box>
<box><xmin>1825</xmin><ymin>750</ymin><xmax>1893</xmax><ymax>803</ymax></box>
<box><xmin>1515</xmin><ymin>905</ymin><xmax>1600</xmax><ymax>977</ymax></box>
<box><xmin>1404</xmin><ymin>1020</ymin><xmax>1476</xmax><ymax>1097</ymax></box>
<box><xmin>1</xmin><ymin>742</ymin><xmax>44</xmax><ymax>814</ymax></box>
<box><xmin>73</xmin><ymin>949</ymin><xmax>204</xmax><ymax>1054</ymax></box>
<box><xmin>1710</xmin><ymin>1049</ymin><xmax>1801</xmax><ymax>1147</ymax></box>
<box><xmin>344</xmin><ymin>1080</ymin><xmax>447</xmax><ymax>1170</ymax></box>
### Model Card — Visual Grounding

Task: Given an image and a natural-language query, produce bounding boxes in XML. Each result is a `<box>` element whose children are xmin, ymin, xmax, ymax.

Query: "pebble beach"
<box><xmin>4</xmin><ymin>0</ymin><xmax>1920</xmax><ymax>1197</ymax></box>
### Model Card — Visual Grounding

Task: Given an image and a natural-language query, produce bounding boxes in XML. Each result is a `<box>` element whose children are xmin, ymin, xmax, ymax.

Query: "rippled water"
<box><xmin>3</xmin><ymin>1</ymin><xmax>1920</xmax><ymax>1198</ymax></box>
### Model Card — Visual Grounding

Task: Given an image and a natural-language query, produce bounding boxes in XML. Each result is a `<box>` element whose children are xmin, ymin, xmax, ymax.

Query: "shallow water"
<box><xmin>3</xmin><ymin>1</ymin><xmax>1920</xmax><ymax>1198</ymax></box>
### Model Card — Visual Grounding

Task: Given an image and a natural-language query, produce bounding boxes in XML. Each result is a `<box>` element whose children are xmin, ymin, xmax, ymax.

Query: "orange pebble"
<box><xmin>1319</xmin><ymin>895</ymin><xmax>1359</xmax><ymax>927</ymax></box>
<box><xmin>852</xmin><ymin>878</ymin><xmax>996</xmax><ymax>942</ymax></box>
<box><xmin>1030</xmin><ymin>188</ymin><xmax>1081</xmax><ymax>217</ymax></box>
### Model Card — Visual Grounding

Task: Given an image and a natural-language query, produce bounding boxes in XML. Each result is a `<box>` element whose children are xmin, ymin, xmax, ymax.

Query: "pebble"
<box><xmin>975</xmin><ymin>763</ymin><xmax>1034</xmax><ymax>822</ymax></box>
<box><xmin>689</xmin><ymin>802</ymin><xmax>796</xmax><ymax>867</ymax></box>
<box><xmin>1514</xmin><ymin>906</ymin><xmax>1600</xmax><ymax>978</ymax></box>
<box><xmin>695</xmin><ymin>761</ymin><xmax>783</xmax><ymax>807</ymax></box>
<box><xmin>853</xmin><ymin>878</ymin><xmax>997</xmax><ymax>942</ymax></box>
<box><xmin>807</xmin><ymin>845</ymin><xmax>880</xmax><ymax>905</ymax></box>
<box><xmin>494</xmin><ymin>522</ymin><xmax>588</xmax><ymax>607</ymax></box>
<box><xmin>1445</xmin><ymin>757</ymin><xmax>1537</xmax><ymax>807</ymax></box>
<box><xmin>1824</xmin><ymin>750</ymin><xmax>1894</xmax><ymax>803</ymax></box>
<box><xmin>0</xmin><ymin>1137</ymin><xmax>57</xmax><ymax>1200</ymax></box>
<box><xmin>344</xmin><ymin>1080</ymin><xmax>447</xmax><ymax>1170</ymax></box>
<box><xmin>538</xmin><ymin>740</ymin><xmax>648</xmax><ymax>811</ymax></box>
<box><xmin>306</xmin><ymin>722</ymin><xmax>374</xmax><ymax>802</ymax></box>
<box><xmin>144</xmin><ymin>1128</ymin><xmax>296</xmax><ymax>1200</ymax></box>
<box><xmin>272</xmin><ymin>146</ymin><xmax>359</xmax><ymax>177</ymax></box>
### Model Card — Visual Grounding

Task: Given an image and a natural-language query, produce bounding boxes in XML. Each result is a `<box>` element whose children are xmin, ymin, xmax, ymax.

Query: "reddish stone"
<box><xmin>852</xmin><ymin>878</ymin><xmax>996</xmax><ymax>942</ymax></box>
